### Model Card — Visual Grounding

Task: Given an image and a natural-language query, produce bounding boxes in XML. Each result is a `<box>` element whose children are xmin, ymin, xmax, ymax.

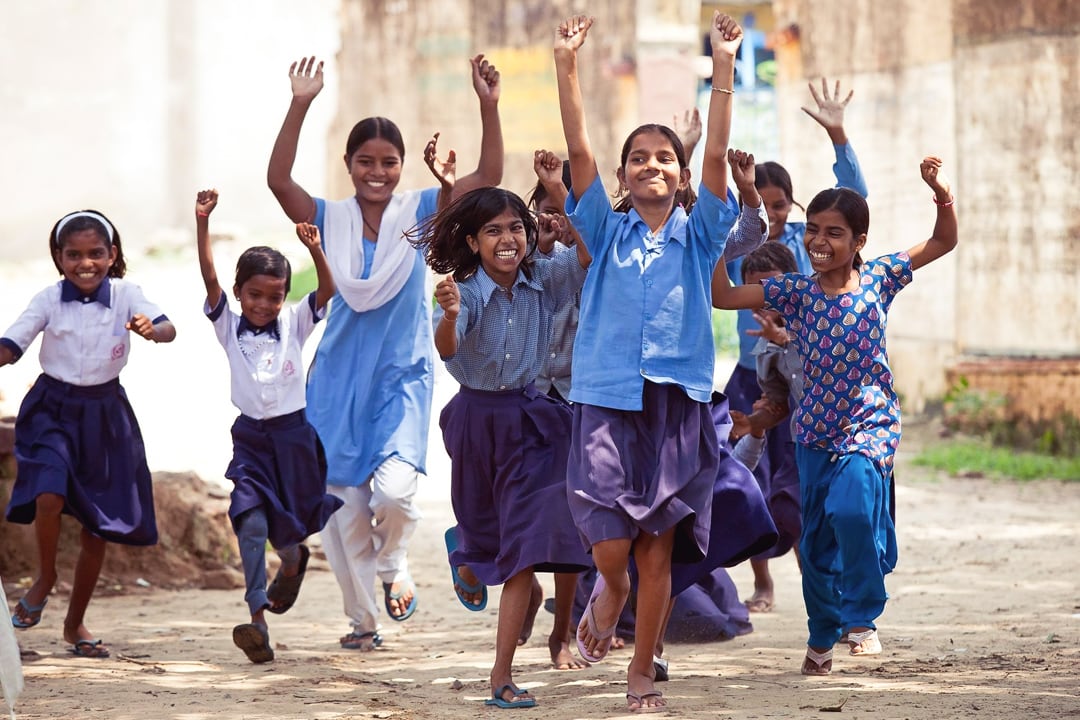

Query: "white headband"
<box><xmin>55</xmin><ymin>211</ymin><xmax>115</xmax><ymax>242</ymax></box>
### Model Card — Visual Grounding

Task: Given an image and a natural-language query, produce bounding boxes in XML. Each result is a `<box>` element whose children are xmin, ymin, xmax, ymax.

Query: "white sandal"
<box><xmin>801</xmin><ymin>646</ymin><xmax>833</xmax><ymax>675</ymax></box>
<box><xmin>846</xmin><ymin>628</ymin><xmax>882</xmax><ymax>656</ymax></box>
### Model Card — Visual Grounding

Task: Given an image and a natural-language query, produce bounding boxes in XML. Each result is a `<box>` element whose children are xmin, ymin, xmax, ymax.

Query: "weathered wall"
<box><xmin>331</xmin><ymin>0</ymin><xmax>637</xmax><ymax>202</ymax></box>
<box><xmin>770</xmin><ymin>0</ymin><xmax>1080</xmax><ymax>412</ymax></box>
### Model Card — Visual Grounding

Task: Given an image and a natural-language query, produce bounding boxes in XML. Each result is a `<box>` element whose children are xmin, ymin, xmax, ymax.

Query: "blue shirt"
<box><xmin>762</xmin><ymin>252</ymin><xmax>912</xmax><ymax>474</ymax></box>
<box><xmin>436</xmin><ymin>249</ymin><xmax>586</xmax><ymax>391</ymax></box>
<box><xmin>728</xmin><ymin>143</ymin><xmax>868</xmax><ymax>369</ymax></box>
<box><xmin>566</xmin><ymin>177</ymin><xmax>746</xmax><ymax>410</ymax></box>
<box><xmin>306</xmin><ymin>189</ymin><xmax>438</xmax><ymax>485</ymax></box>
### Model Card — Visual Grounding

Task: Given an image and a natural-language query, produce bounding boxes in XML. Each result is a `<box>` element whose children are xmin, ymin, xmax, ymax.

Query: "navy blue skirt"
<box><xmin>226</xmin><ymin>409</ymin><xmax>343</xmax><ymax>549</ymax></box>
<box><xmin>724</xmin><ymin>364</ymin><xmax>801</xmax><ymax>559</ymax></box>
<box><xmin>669</xmin><ymin>392</ymin><xmax>778</xmax><ymax>595</ymax></box>
<box><xmin>567</xmin><ymin>381</ymin><xmax>718</xmax><ymax>565</ymax></box>
<box><xmin>441</xmin><ymin>384</ymin><xmax>590</xmax><ymax>586</ymax></box>
<box><xmin>6</xmin><ymin>374</ymin><xmax>157</xmax><ymax>546</ymax></box>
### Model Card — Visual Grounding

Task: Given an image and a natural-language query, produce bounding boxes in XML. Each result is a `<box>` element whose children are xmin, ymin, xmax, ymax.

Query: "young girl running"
<box><xmin>194</xmin><ymin>189</ymin><xmax>343</xmax><ymax>663</ymax></box>
<box><xmin>713</xmin><ymin>153</ymin><xmax>957</xmax><ymax>675</ymax></box>
<box><xmin>414</xmin><ymin>186</ymin><xmax>591</xmax><ymax>708</ymax></box>
<box><xmin>1</xmin><ymin>209</ymin><xmax>176</xmax><ymax>658</ymax></box>
<box><xmin>267</xmin><ymin>53</ymin><xmax>503</xmax><ymax>649</ymax></box>
<box><xmin>555</xmin><ymin>12</ymin><xmax>763</xmax><ymax>712</ymax></box>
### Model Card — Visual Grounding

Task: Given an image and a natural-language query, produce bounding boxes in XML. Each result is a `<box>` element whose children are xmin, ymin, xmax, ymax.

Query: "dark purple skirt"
<box><xmin>226</xmin><ymin>409</ymin><xmax>343</xmax><ymax>549</ymax></box>
<box><xmin>567</xmin><ymin>382</ymin><xmax>717</xmax><ymax>565</ymax></box>
<box><xmin>724</xmin><ymin>364</ymin><xmax>801</xmax><ymax>559</ymax></box>
<box><xmin>666</xmin><ymin>568</ymin><xmax>753</xmax><ymax>642</ymax></box>
<box><xmin>669</xmin><ymin>392</ymin><xmax>778</xmax><ymax>595</ymax></box>
<box><xmin>440</xmin><ymin>384</ymin><xmax>589</xmax><ymax>585</ymax></box>
<box><xmin>6</xmin><ymin>374</ymin><xmax>157</xmax><ymax>546</ymax></box>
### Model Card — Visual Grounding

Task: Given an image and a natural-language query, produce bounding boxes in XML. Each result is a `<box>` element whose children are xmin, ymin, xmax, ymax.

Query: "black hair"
<box><xmin>235</xmin><ymin>246</ymin><xmax>292</xmax><ymax>293</ymax></box>
<box><xmin>411</xmin><ymin>187</ymin><xmax>537</xmax><ymax>282</ymax></box>
<box><xmin>741</xmin><ymin>241</ymin><xmax>799</xmax><ymax>282</ymax></box>
<box><xmin>49</xmin><ymin>209</ymin><xmax>126</xmax><ymax>278</ymax></box>
<box><xmin>612</xmin><ymin>124</ymin><xmax>698</xmax><ymax>213</ymax></box>
<box><xmin>345</xmin><ymin>117</ymin><xmax>406</xmax><ymax>160</ymax></box>
<box><xmin>755</xmin><ymin>161</ymin><xmax>804</xmax><ymax>212</ymax></box>
<box><xmin>805</xmin><ymin>187</ymin><xmax>869</xmax><ymax>269</ymax></box>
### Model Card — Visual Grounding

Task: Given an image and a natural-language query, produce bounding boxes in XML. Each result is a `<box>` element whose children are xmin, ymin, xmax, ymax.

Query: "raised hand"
<box><xmin>126</xmin><ymin>313</ymin><xmax>156</xmax><ymax>341</ymax></box>
<box><xmin>196</xmin><ymin>188</ymin><xmax>218</xmax><ymax>216</ymax></box>
<box><xmin>728</xmin><ymin>148</ymin><xmax>756</xmax><ymax>194</ymax></box>
<box><xmin>434</xmin><ymin>274</ymin><xmax>460</xmax><ymax>317</ymax></box>
<box><xmin>295</xmin><ymin>222</ymin><xmax>321</xmax><ymax>251</ymax></box>
<box><xmin>920</xmin><ymin>156</ymin><xmax>952</xmax><ymax>200</ymax></box>
<box><xmin>470</xmin><ymin>54</ymin><xmax>500</xmax><ymax>104</ymax></box>
<box><xmin>801</xmin><ymin>78</ymin><xmax>853</xmax><ymax>132</ymax></box>
<box><xmin>424</xmin><ymin>132</ymin><xmax>457</xmax><ymax>190</ymax></box>
<box><xmin>533</xmin><ymin>149</ymin><xmax>563</xmax><ymax>189</ymax></box>
<box><xmin>555</xmin><ymin>15</ymin><xmax>594</xmax><ymax>53</ymax></box>
<box><xmin>673</xmin><ymin>108</ymin><xmax>702</xmax><ymax>157</ymax></box>
<box><xmin>709</xmin><ymin>11</ymin><xmax>743</xmax><ymax>59</ymax></box>
<box><xmin>289</xmin><ymin>56</ymin><xmax>324</xmax><ymax>102</ymax></box>
<box><xmin>746</xmin><ymin>309</ymin><xmax>789</xmax><ymax>345</ymax></box>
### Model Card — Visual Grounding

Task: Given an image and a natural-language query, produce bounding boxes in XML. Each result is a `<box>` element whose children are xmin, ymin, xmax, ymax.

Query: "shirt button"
<box><xmin>499</xmin><ymin>385</ymin><xmax>506</xmax><ymax>390</ymax></box>
<box><xmin>507</xmin><ymin>318</ymin><xmax>512</xmax><ymax>325</ymax></box>
<box><xmin>550</xmin><ymin>352</ymin><xmax>556</xmax><ymax>358</ymax></box>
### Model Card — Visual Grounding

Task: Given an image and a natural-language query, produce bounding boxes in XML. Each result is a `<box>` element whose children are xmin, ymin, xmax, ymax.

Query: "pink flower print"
<box><xmin>823</xmin><ymin>390</ymin><xmax>836</xmax><ymax>404</ymax></box>
<box><xmin>283</xmin><ymin>360</ymin><xmax>296</xmax><ymax>377</ymax></box>
<box><xmin>834</xmin><ymin>361</ymin><xmax>847</xmax><ymax>375</ymax></box>
<box><xmin>835</xmin><ymin>379</ymin><xmax>849</xmax><ymax>393</ymax></box>
<box><xmin>825</xmin><ymin>409</ymin><xmax>839</xmax><ymax>422</ymax></box>
<box><xmin>858</xmin><ymin>337</ymin><xmax>872</xmax><ymax>351</ymax></box>
<box><xmin>839</xmin><ymin>295</ymin><xmax>854</xmax><ymax>308</ymax></box>
<box><xmin>813</xmin><ymin>298</ymin><xmax>827</xmax><ymax>313</ymax></box>
<box><xmin>827</xmin><ymin>305</ymin><xmax>842</xmax><ymax>319</ymax></box>
<box><xmin>857</xmin><ymin>318</ymin><xmax>870</xmax><ymax>332</ymax></box>
<box><xmin>864</xmin><ymin>290</ymin><xmax>878</xmax><ymax>303</ymax></box>
<box><xmin>111</xmin><ymin>343</ymin><xmax>125</xmax><ymax>360</ymax></box>
<box><xmin>836</xmin><ymin>398</ymin><xmax>849</xmax><ymax>412</ymax></box>
<box><xmin>848</xmin><ymin>367</ymin><xmax>861</xmax><ymax>381</ymax></box>
<box><xmin>820</xmin><ymin>355</ymin><xmax>833</xmax><ymax>368</ymax></box>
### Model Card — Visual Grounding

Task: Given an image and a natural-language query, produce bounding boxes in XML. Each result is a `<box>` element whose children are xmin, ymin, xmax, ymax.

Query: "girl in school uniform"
<box><xmin>267</xmin><ymin>54</ymin><xmax>503</xmax><ymax>649</ymax></box>
<box><xmin>413</xmin><ymin>186</ymin><xmax>591</xmax><ymax>709</ymax></box>
<box><xmin>554</xmin><ymin>12</ymin><xmax>766</xmax><ymax>712</ymax></box>
<box><xmin>713</xmin><ymin>154</ymin><xmax>957</xmax><ymax>675</ymax></box>
<box><xmin>1</xmin><ymin>209</ymin><xmax>176</xmax><ymax>659</ymax></box>
<box><xmin>194</xmin><ymin>189</ymin><xmax>342</xmax><ymax>664</ymax></box>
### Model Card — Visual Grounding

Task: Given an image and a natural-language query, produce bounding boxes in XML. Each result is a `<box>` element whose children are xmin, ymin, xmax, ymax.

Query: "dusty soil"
<box><xmin>3</xmin><ymin>418</ymin><xmax>1079</xmax><ymax>720</ymax></box>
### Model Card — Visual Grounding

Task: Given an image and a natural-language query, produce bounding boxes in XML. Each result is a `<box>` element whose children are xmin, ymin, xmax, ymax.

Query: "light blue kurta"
<box><xmin>308</xmin><ymin>190</ymin><xmax>438</xmax><ymax>486</ymax></box>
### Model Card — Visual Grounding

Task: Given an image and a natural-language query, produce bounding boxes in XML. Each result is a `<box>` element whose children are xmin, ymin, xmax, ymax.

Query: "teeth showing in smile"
<box><xmin>367</xmin><ymin>181</ymin><xmax>386</xmax><ymax>188</ymax></box>
<box><xmin>809</xmin><ymin>250</ymin><xmax>831</xmax><ymax>261</ymax></box>
<box><xmin>495</xmin><ymin>250</ymin><xmax>517</xmax><ymax>260</ymax></box>
<box><xmin>77</xmin><ymin>272</ymin><xmax>97</xmax><ymax>278</ymax></box>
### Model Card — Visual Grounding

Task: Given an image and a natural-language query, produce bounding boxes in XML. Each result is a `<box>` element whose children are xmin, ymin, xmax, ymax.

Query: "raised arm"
<box><xmin>533</xmin><ymin>149</ymin><xmax>591</xmax><ymax>267</ymax></box>
<box><xmin>424</xmin><ymin>132</ymin><xmax>456</xmax><ymax>213</ymax></box>
<box><xmin>802</xmin><ymin>78</ymin><xmax>868</xmax><ymax>196</ymax></box>
<box><xmin>267</xmin><ymin>57</ymin><xmax>324</xmax><ymax>223</ymax></box>
<box><xmin>711</xmin><ymin>250</ymin><xmax>766</xmax><ymax>310</ymax></box>
<box><xmin>433</xmin><ymin>275</ymin><xmax>461</xmax><ymax>358</ymax></box>
<box><xmin>296</xmin><ymin>223</ymin><xmax>335</xmax><ymax>311</ymax></box>
<box><xmin>907</xmin><ymin>156</ymin><xmax>957</xmax><ymax>271</ymax></box>
<box><xmin>554</xmin><ymin>15</ymin><xmax>598</xmax><ymax>200</ymax></box>
<box><xmin>674</xmin><ymin>107</ymin><xmax>702</xmax><ymax>159</ymax></box>
<box><xmin>700</xmin><ymin>12</ymin><xmax>743</xmax><ymax>197</ymax></box>
<box><xmin>451</xmin><ymin>55</ymin><xmax>503</xmax><ymax>198</ymax></box>
<box><xmin>195</xmin><ymin>189</ymin><xmax>223</xmax><ymax>309</ymax></box>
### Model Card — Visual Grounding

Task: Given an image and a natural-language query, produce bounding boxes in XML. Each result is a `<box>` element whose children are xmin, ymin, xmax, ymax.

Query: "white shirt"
<box><xmin>206</xmin><ymin>292</ymin><xmax>324</xmax><ymax>420</ymax></box>
<box><xmin>1</xmin><ymin>278</ymin><xmax>167</xmax><ymax>386</ymax></box>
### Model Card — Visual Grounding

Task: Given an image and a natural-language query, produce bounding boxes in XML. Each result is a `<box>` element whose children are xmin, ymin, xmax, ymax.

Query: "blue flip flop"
<box><xmin>383</xmin><ymin>578</ymin><xmax>418</xmax><ymax>622</ymax></box>
<box><xmin>443</xmin><ymin>527</ymin><xmax>487</xmax><ymax>612</ymax></box>
<box><xmin>12</xmin><ymin>596</ymin><xmax>47</xmax><ymax>630</ymax></box>
<box><xmin>485</xmin><ymin>684</ymin><xmax>537</xmax><ymax>709</ymax></box>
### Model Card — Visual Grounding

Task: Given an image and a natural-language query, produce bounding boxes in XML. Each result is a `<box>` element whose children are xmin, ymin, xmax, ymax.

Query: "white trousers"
<box><xmin>321</xmin><ymin>455</ymin><xmax>422</xmax><ymax>633</ymax></box>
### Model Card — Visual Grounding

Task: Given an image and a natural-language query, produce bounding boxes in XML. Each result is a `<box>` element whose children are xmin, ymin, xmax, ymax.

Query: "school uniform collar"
<box><xmin>60</xmin><ymin>277</ymin><xmax>111</xmax><ymax>307</ymax></box>
<box><xmin>624</xmin><ymin>205</ymin><xmax>690</xmax><ymax>246</ymax></box>
<box><xmin>475</xmin><ymin>265</ymin><xmax>542</xmax><ymax>305</ymax></box>
<box><xmin>237</xmin><ymin>315</ymin><xmax>281</xmax><ymax>340</ymax></box>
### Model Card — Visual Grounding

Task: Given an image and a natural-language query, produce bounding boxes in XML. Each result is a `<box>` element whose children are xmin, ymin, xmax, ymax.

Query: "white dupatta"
<box><xmin>322</xmin><ymin>190</ymin><xmax>423</xmax><ymax>312</ymax></box>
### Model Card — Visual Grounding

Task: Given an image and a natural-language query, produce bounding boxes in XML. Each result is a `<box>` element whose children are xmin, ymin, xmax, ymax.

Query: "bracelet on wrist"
<box><xmin>196</xmin><ymin>211</ymin><xmax>209</xmax><ymax>217</ymax></box>
<box><xmin>932</xmin><ymin>195</ymin><xmax>954</xmax><ymax>207</ymax></box>
<box><xmin>711</xmin><ymin>86</ymin><xmax>734</xmax><ymax>95</ymax></box>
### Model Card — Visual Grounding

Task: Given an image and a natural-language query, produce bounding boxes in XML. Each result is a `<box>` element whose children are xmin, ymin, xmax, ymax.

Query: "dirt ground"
<box><xmin>3</xmin><ymin>417</ymin><xmax>1079</xmax><ymax>720</ymax></box>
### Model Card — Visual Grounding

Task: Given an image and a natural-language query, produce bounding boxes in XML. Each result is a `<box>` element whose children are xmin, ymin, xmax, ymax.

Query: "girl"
<box><xmin>712</xmin><ymin>153</ymin><xmax>957</xmax><ymax>675</ymax></box>
<box><xmin>415</xmin><ymin>187</ymin><xmax>591</xmax><ymax>708</ymax></box>
<box><xmin>194</xmin><ymin>189</ymin><xmax>343</xmax><ymax>664</ymax></box>
<box><xmin>554</xmin><ymin>12</ymin><xmax>766</xmax><ymax>712</ymax></box>
<box><xmin>722</xmin><ymin>79</ymin><xmax>868</xmax><ymax>614</ymax></box>
<box><xmin>266</xmin><ymin>53</ymin><xmax>502</xmax><ymax>649</ymax></box>
<box><xmin>0</xmin><ymin>209</ymin><xmax>176</xmax><ymax>659</ymax></box>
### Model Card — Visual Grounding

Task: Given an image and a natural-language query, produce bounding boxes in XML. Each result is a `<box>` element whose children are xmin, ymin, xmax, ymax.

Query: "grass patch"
<box><xmin>288</xmin><ymin>264</ymin><xmax>318</xmax><ymax>301</ymax></box>
<box><xmin>913</xmin><ymin>438</ymin><xmax>1080</xmax><ymax>482</ymax></box>
<box><xmin>712</xmin><ymin>308</ymin><xmax>738</xmax><ymax>357</ymax></box>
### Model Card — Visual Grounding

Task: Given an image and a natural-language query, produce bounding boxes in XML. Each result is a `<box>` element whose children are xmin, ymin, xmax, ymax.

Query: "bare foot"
<box><xmin>610</xmin><ymin>634</ymin><xmax>627</xmax><ymax>650</ymax></box>
<box><xmin>548</xmin><ymin>635</ymin><xmax>589</xmax><ymax>670</ymax></box>
<box><xmin>518</xmin><ymin>577</ymin><xmax>543</xmax><ymax>645</ymax></box>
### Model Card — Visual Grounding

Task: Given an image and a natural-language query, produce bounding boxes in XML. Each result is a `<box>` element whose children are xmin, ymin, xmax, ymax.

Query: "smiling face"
<box><xmin>467</xmin><ymin>208</ymin><xmax>528</xmax><ymax>288</ymax></box>
<box><xmin>804</xmin><ymin>208</ymin><xmax>866</xmax><ymax>274</ymax></box>
<box><xmin>234</xmin><ymin>274</ymin><xmax>287</xmax><ymax>328</ymax></box>
<box><xmin>55</xmin><ymin>229</ymin><xmax>116</xmax><ymax>295</ymax></box>
<box><xmin>345</xmin><ymin>137</ymin><xmax>403</xmax><ymax>206</ymax></box>
<box><xmin>616</xmin><ymin>129</ymin><xmax>690</xmax><ymax>206</ymax></box>
<box><xmin>759</xmin><ymin>184</ymin><xmax>792</xmax><ymax>241</ymax></box>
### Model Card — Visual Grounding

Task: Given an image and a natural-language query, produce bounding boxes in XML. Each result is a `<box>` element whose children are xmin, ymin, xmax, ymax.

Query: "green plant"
<box><xmin>913</xmin><ymin>439</ymin><xmax>1080</xmax><ymax>482</ymax></box>
<box><xmin>288</xmin><ymin>264</ymin><xmax>318</xmax><ymax>301</ymax></box>
<box><xmin>712</xmin><ymin>308</ymin><xmax>738</xmax><ymax>357</ymax></box>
